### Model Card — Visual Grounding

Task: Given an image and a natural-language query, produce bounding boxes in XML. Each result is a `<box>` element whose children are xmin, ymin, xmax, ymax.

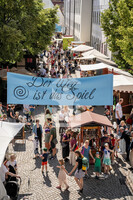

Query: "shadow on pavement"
<box><xmin>31</xmin><ymin>157</ymin><xmax>42</xmax><ymax>170</ymax></box>
<box><xmin>13</xmin><ymin>143</ymin><xmax>26</xmax><ymax>152</ymax></box>
<box><xmin>60</xmin><ymin>190</ymin><xmax>70</xmax><ymax>200</ymax></box>
<box><xmin>75</xmin><ymin>162</ymin><xmax>132</xmax><ymax>200</ymax></box>
<box><xmin>64</xmin><ymin>161</ymin><xmax>73</xmax><ymax>174</ymax></box>
<box><xmin>18</xmin><ymin>193</ymin><xmax>32</xmax><ymax>200</ymax></box>
<box><xmin>43</xmin><ymin>173</ymin><xmax>52</xmax><ymax>187</ymax></box>
<box><xmin>48</xmin><ymin>156</ymin><xmax>59</xmax><ymax>177</ymax></box>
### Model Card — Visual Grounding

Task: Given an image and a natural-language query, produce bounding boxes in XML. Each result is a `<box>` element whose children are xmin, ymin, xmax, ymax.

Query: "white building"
<box><xmin>64</xmin><ymin>0</ymin><xmax>92</xmax><ymax>44</ymax></box>
<box><xmin>64</xmin><ymin>0</ymin><xmax>112</xmax><ymax>58</ymax></box>
<box><xmin>43</xmin><ymin>0</ymin><xmax>64</xmax><ymax>27</ymax></box>
<box><xmin>91</xmin><ymin>0</ymin><xmax>111</xmax><ymax>58</ymax></box>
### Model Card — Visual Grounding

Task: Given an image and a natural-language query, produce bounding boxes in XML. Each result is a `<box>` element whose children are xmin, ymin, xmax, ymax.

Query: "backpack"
<box><xmin>82</xmin><ymin>157</ymin><xmax>89</xmax><ymax>171</ymax></box>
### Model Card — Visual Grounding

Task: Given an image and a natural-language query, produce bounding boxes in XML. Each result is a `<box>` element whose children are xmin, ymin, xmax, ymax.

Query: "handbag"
<box><xmin>126</xmin><ymin>118</ymin><xmax>132</xmax><ymax>125</ymax></box>
<box><xmin>62</xmin><ymin>142</ymin><xmax>68</xmax><ymax>148</ymax></box>
<box><xmin>52</xmin><ymin>138</ymin><xmax>58</xmax><ymax>145</ymax></box>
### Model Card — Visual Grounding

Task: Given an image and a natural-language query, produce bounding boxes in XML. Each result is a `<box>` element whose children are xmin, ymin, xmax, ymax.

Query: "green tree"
<box><xmin>101</xmin><ymin>0</ymin><xmax>133</xmax><ymax>73</ymax></box>
<box><xmin>0</xmin><ymin>0</ymin><xmax>58</xmax><ymax>64</ymax></box>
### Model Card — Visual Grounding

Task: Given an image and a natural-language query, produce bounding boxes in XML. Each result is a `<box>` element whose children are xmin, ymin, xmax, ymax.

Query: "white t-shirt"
<box><xmin>6</xmin><ymin>160</ymin><xmax>17</xmax><ymax>168</ymax></box>
<box><xmin>23</xmin><ymin>104</ymin><xmax>30</xmax><ymax>113</ymax></box>
<box><xmin>59</xmin><ymin>112</ymin><xmax>65</xmax><ymax>121</ymax></box>
<box><xmin>0</xmin><ymin>164</ymin><xmax>8</xmax><ymax>183</ymax></box>
<box><xmin>104</xmin><ymin>149</ymin><xmax>110</xmax><ymax>159</ymax></box>
<box><xmin>115</xmin><ymin>103</ymin><xmax>123</xmax><ymax>119</ymax></box>
<box><xmin>40</xmin><ymin>68</ymin><xmax>46</xmax><ymax>76</ymax></box>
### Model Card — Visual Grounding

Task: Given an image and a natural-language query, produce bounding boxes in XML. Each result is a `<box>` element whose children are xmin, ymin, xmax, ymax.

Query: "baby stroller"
<box><xmin>5</xmin><ymin>177</ymin><xmax>21</xmax><ymax>200</ymax></box>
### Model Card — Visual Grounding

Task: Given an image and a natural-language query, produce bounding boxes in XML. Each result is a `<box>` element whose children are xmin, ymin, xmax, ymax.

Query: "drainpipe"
<box><xmin>73</xmin><ymin>0</ymin><xmax>75</xmax><ymax>36</ymax></box>
<box><xmin>69</xmin><ymin>0</ymin><xmax>71</xmax><ymax>35</ymax></box>
<box><xmin>90</xmin><ymin>0</ymin><xmax>93</xmax><ymax>46</ymax></box>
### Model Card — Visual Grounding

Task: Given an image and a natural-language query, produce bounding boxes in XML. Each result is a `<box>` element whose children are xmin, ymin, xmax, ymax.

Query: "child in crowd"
<box><xmin>40</xmin><ymin>148</ymin><xmax>48</xmax><ymax>174</ymax></box>
<box><xmin>110</xmin><ymin>134</ymin><xmax>116</xmax><ymax>164</ymax></box>
<box><xmin>103</xmin><ymin>143</ymin><xmax>114</xmax><ymax>178</ymax></box>
<box><xmin>56</xmin><ymin>159</ymin><xmax>69</xmax><ymax>190</ymax></box>
<box><xmin>94</xmin><ymin>152</ymin><xmax>101</xmax><ymax>179</ymax></box>
<box><xmin>6</xmin><ymin>154</ymin><xmax>17</xmax><ymax>173</ymax></box>
<box><xmin>6</xmin><ymin>154</ymin><xmax>17</xmax><ymax>181</ymax></box>
<box><xmin>33</xmin><ymin>136</ymin><xmax>39</xmax><ymax>158</ymax></box>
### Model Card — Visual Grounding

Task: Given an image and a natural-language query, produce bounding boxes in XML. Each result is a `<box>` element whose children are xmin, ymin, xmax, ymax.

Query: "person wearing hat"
<box><xmin>94</xmin><ymin>152</ymin><xmax>101</xmax><ymax>179</ymax></box>
<box><xmin>40</xmin><ymin>147</ymin><xmax>48</xmax><ymax>174</ymax></box>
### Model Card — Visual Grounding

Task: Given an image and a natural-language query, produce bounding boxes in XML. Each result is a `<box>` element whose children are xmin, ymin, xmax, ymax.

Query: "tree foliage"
<box><xmin>101</xmin><ymin>0</ymin><xmax>133</xmax><ymax>73</ymax></box>
<box><xmin>0</xmin><ymin>0</ymin><xmax>58</xmax><ymax>63</ymax></box>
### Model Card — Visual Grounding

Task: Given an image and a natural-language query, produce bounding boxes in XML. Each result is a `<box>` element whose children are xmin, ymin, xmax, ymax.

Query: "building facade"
<box><xmin>43</xmin><ymin>0</ymin><xmax>64</xmax><ymax>27</ymax></box>
<box><xmin>51</xmin><ymin>0</ymin><xmax>64</xmax><ymax>13</ymax></box>
<box><xmin>91</xmin><ymin>0</ymin><xmax>111</xmax><ymax>58</ymax></box>
<box><xmin>64</xmin><ymin>0</ymin><xmax>92</xmax><ymax>44</ymax></box>
<box><xmin>64</xmin><ymin>0</ymin><xmax>111</xmax><ymax>58</ymax></box>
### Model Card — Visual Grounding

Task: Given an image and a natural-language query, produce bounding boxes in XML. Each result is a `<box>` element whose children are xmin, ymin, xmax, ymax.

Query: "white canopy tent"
<box><xmin>80</xmin><ymin>63</ymin><xmax>106</xmax><ymax>71</ymax></box>
<box><xmin>96</xmin><ymin>57</ymin><xmax>117</xmax><ymax>66</ymax></box>
<box><xmin>71</xmin><ymin>41</ymin><xmax>85</xmax><ymax>45</ymax></box>
<box><xmin>0</xmin><ymin>122</ymin><xmax>24</xmax><ymax>199</ymax></box>
<box><xmin>82</xmin><ymin>49</ymin><xmax>109</xmax><ymax>59</ymax></box>
<box><xmin>71</xmin><ymin>45</ymin><xmax>93</xmax><ymax>52</ymax></box>
<box><xmin>80</xmin><ymin>63</ymin><xmax>132</xmax><ymax>77</ymax></box>
<box><xmin>113</xmin><ymin>75</ymin><xmax>133</xmax><ymax>92</ymax></box>
<box><xmin>74</xmin><ymin>55</ymin><xmax>96</xmax><ymax>60</ymax></box>
<box><xmin>0</xmin><ymin>121</ymin><xmax>24</xmax><ymax>166</ymax></box>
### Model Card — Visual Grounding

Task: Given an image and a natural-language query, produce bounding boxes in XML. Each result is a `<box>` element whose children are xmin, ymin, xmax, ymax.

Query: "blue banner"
<box><xmin>7</xmin><ymin>73</ymin><xmax>113</xmax><ymax>106</ymax></box>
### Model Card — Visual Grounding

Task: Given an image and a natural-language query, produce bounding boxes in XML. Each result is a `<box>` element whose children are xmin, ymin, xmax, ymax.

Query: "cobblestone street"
<box><xmin>8</xmin><ymin>106</ymin><xmax>133</xmax><ymax>200</ymax></box>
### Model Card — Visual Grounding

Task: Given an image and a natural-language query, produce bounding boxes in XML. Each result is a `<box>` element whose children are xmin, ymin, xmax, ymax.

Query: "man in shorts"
<box><xmin>49</xmin><ymin>123</ymin><xmax>57</xmax><ymax>159</ymax></box>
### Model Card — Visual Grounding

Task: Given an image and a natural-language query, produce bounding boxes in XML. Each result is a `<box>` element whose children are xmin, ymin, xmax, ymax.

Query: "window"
<box><xmin>104</xmin><ymin>43</ymin><xmax>107</xmax><ymax>55</ymax></box>
<box><xmin>99</xmin><ymin>12</ymin><xmax>101</xmax><ymax>25</ymax></box>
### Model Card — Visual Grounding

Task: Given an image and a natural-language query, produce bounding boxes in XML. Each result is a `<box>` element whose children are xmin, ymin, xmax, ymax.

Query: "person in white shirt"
<box><xmin>0</xmin><ymin>160</ymin><xmax>20</xmax><ymax>184</ymax></box>
<box><xmin>115</xmin><ymin>98</ymin><xmax>123</xmax><ymax>125</ymax></box>
<box><xmin>59</xmin><ymin>110</ymin><xmax>65</xmax><ymax>134</ymax></box>
<box><xmin>40</xmin><ymin>67</ymin><xmax>46</xmax><ymax>76</ymax></box>
<box><xmin>6</xmin><ymin>154</ymin><xmax>17</xmax><ymax>173</ymax></box>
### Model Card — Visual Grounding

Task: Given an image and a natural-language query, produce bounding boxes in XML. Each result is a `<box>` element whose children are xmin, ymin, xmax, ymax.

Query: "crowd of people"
<box><xmin>0</xmin><ymin>40</ymin><xmax>133</xmax><ymax>197</ymax></box>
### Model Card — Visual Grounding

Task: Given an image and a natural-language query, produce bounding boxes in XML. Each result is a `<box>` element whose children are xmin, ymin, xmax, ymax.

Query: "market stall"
<box><xmin>80</xmin><ymin>63</ymin><xmax>132</xmax><ymax>77</ymax></box>
<box><xmin>71</xmin><ymin>45</ymin><xmax>93</xmax><ymax>52</ymax></box>
<box><xmin>68</xmin><ymin>111</ymin><xmax>112</xmax><ymax>163</ymax></box>
<box><xmin>113</xmin><ymin>75</ymin><xmax>133</xmax><ymax>115</ymax></box>
<box><xmin>0</xmin><ymin>121</ymin><xmax>24</xmax><ymax>166</ymax></box>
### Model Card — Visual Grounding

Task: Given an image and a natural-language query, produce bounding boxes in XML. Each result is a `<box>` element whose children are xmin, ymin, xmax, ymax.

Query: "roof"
<box><xmin>97</xmin><ymin>57</ymin><xmax>117</xmax><ymax>66</ymax></box>
<box><xmin>80</xmin><ymin>63</ymin><xmax>132</xmax><ymax>77</ymax></box>
<box><xmin>71</xmin><ymin>45</ymin><xmax>93</xmax><ymax>52</ymax></box>
<box><xmin>82</xmin><ymin>49</ymin><xmax>109</xmax><ymax>59</ymax></box>
<box><xmin>113</xmin><ymin>75</ymin><xmax>133</xmax><ymax>92</ymax></box>
<box><xmin>75</xmin><ymin>55</ymin><xmax>96</xmax><ymax>60</ymax></box>
<box><xmin>71</xmin><ymin>41</ymin><xmax>85</xmax><ymax>44</ymax></box>
<box><xmin>0</xmin><ymin>68</ymin><xmax>36</xmax><ymax>80</ymax></box>
<box><xmin>68</xmin><ymin>111</ymin><xmax>112</xmax><ymax>128</ymax></box>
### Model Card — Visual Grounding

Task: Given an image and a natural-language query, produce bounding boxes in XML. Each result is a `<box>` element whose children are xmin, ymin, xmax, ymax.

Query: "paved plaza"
<box><xmin>8</xmin><ymin>106</ymin><xmax>133</xmax><ymax>200</ymax></box>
